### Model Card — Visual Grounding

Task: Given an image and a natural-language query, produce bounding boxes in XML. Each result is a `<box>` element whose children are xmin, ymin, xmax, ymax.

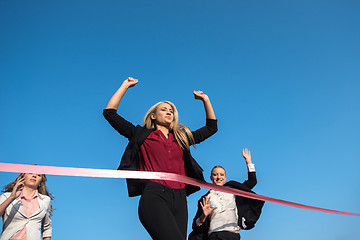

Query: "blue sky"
<box><xmin>1</xmin><ymin>0</ymin><xmax>359</xmax><ymax>239</ymax></box>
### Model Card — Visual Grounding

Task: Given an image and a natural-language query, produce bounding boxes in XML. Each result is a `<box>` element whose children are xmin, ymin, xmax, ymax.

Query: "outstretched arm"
<box><xmin>103</xmin><ymin>77</ymin><xmax>138</xmax><ymax>139</ymax></box>
<box><xmin>105</xmin><ymin>77</ymin><xmax>138</xmax><ymax>110</ymax></box>
<box><xmin>193</xmin><ymin>91</ymin><xmax>216</xmax><ymax>120</ymax></box>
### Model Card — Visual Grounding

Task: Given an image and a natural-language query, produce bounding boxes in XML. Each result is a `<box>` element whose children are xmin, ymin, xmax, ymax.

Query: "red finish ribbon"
<box><xmin>0</xmin><ymin>162</ymin><xmax>359</xmax><ymax>216</ymax></box>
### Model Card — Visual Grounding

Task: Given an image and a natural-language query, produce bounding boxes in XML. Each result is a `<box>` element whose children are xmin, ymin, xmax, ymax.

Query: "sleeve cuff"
<box><xmin>103</xmin><ymin>108</ymin><xmax>117</xmax><ymax>115</ymax></box>
<box><xmin>206</xmin><ymin>118</ymin><xmax>218</xmax><ymax>126</ymax></box>
<box><xmin>247</xmin><ymin>164</ymin><xmax>255</xmax><ymax>172</ymax></box>
<box><xmin>196</xmin><ymin>217</ymin><xmax>203</xmax><ymax>226</ymax></box>
<box><xmin>42</xmin><ymin>229</ymin><xmax>52</xmax><ymax>238</ymax></box>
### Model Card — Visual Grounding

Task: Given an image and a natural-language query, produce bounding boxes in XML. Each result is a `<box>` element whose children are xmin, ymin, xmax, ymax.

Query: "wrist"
<box><xmin>245</xmin><ymin>157</ymin><xmax>252</xmax><ymax>164</ymax></box>
<box><xmin>199</xmin><ymin>214</ymin><xmax>207</xmax><ymax>223</ymax></box>
<box><xmin>202</xmin><ymin>97</ymin><xmax>210</xmax><ymax>103</ymax></box>
<box><xmin>8</xmin><ymin>195</ymin><xmax>16</xmax><ymax>201</ymax></box>
<box><xmin>121</xmin><ymin>83</ymin><xmax>130</xmax><ymax>89</ymax></box>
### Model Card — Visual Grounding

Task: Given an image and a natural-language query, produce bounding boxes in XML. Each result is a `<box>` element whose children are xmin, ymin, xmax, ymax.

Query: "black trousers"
<box><xmin>209</xmin><ymin>231</ymin><xmax>241</xmax><ymax>240</ymax></box>
<box><xmin>138</xmin><ymin>182</ymin><xmax>188</xmax><ymax>240</ymax></box>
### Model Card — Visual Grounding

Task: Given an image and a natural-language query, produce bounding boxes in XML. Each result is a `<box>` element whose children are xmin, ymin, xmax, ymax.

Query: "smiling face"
<box><xmin>24</xmin><ymin>173</ymin><xmax>43</xmax><ymax>189</ymax></box>
<box><xmin>150</xmin><ymin>102</ymin><xmax>174</xmax><ymax>128</ymax></box>
<box><xmin>210</xmin><ymin>167</ymin><xmax>226</xmax><ymax>186</ymax></box>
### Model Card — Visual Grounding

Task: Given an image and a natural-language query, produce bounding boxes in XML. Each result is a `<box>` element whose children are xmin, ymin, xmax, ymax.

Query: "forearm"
<box><xmin>245</xmin><ymin>160</ymin><xmax>256</xmax><ymax>187</ymax></box>
<box><xmin>105</xmin><ymin>84</ymin><xmax>129</xmax><ymax>110</ymax></box>
<box><xmin>0</xmin><ymin>196</ymin><xmax>15</xmax><ymax>216</ymax></box>
<box><xmin>202</xmin><ymin>98</ymin><xmax>216</xmax><ymax>120</ymax></box>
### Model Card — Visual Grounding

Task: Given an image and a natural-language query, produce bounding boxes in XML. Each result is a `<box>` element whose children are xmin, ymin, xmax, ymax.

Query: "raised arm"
<box><xmin>105</xmin><ymin>77</ymin><xmax>138</xmax><ymax>110</ymax></box>
<box><xmin>193</xmin><ymin>91</ymin><xmax>216</xmax><ymax>120</ymax></box>
<box><xmin>103</xmin><ymin>77</ymin><xmax>139</xmax><ymax>139</ymax></box>
<box><xmin>242</xmin><ymin>148</ymin><xmax>257</xmax><ymax>189</ymax></box>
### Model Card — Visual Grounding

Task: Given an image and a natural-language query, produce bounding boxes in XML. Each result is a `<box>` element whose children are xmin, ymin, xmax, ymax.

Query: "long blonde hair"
<box><xmin>143</xmin><ymin>101</ymin><xmax>196</xmax><ymax>149</ymax></box>
<box><xmin>2</xmin><ymin>172</ymin><xmax>54</xmax><ymax>215</ymax></box>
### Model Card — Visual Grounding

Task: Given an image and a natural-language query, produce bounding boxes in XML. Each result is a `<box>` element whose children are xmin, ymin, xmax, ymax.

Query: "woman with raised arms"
<box><xmin>103</xmin><ymin>77</ymin><xmax>217</xmax><ymax>240</ymax></box>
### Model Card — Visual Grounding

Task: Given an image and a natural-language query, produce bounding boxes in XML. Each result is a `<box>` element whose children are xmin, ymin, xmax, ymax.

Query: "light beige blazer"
<box><xmin>0</xmin><ymin>192</ymin><xmax>52</xmax><ymax>240</ymax></box>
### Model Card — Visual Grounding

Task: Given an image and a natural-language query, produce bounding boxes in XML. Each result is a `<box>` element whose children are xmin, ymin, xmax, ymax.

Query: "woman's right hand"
<box><xmin>122</xmin><ymin>77</ymin><xmax>138</xmax><ymax>88</ymax></box>
<box><xmin>200</xmin><ymin>196</ymin><xmax>217</xmax><ymax>217</ymax></box>
<box><xmin>105</xmin><ymin>77</ymin><xmax>138</xmax><ymax>109</ymax></box>
<box><xmin>10</xmin><ymin>178</ymin><xmax>25</xmax><ymax>200</ymax></box>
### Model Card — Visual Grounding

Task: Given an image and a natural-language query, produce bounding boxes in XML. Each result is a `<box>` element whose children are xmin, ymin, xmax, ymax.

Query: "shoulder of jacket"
<box><xmin>39</xmin><ymin>193</ymin><xmax>51</xmax><ymax>202</ymax></box>
<box><xmin>0</xmin><ymin>192</ymin><xmax>11</xmax><ymax>198</ymax></box>
<box><xmin>225</xmin><ymin>180</ymin><xmax>241</xmax><ymax>186</ymax></box>
<box><xmin>132</xmin><ymin>126</ymin><xmax>155</xmax><ymax>138</ymax></box>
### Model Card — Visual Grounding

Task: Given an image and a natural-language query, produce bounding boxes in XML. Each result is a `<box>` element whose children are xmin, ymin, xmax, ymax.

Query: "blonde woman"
<box><xmin>0</xmin><ymin>172</ymin><xmax>53</xmax><ymax>240</ymax></box>
<box><xmin>103</xmin><ymin>77</ymin><xmax>217</xmax><ymax>240</ymax></box>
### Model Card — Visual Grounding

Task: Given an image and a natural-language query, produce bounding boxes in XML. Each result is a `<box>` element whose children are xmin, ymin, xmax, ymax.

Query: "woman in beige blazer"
<box><xmin>0</xmin><ymin>171</ymin><xmax>53</xmax><ymax>240</ymax></box>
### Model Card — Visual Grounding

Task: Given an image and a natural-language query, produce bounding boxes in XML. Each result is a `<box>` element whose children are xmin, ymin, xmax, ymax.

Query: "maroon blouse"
<box><xmin>138</xmin><ymin>130</ymin><xmax>186</xmax><ymax>189</ymax></box>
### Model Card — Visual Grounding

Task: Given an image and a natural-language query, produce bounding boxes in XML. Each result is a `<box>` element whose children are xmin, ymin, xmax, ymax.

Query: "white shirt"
<box><xmin>207</xmin><ymin>190</ymin><xmax>240</xmax><ymax>234</ymax></box>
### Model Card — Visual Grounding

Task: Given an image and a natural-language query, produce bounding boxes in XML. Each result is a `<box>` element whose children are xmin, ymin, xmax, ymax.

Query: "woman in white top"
<box><xmin>189</xmin><ymin>148</ymin><xmax>264</xmax><ymax>240</ymax></box>
<box><xmin>0</xmin><ymin>171</ymin><xmax>53</xmax><ymax>240</ymax></box>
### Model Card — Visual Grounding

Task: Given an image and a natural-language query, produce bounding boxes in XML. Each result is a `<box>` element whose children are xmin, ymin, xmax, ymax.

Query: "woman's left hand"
<box><xmin>193</xmin><ymin>90</ymin><xmax>209</xmax><ymax>102</ymax></box>
<box><xmin>242</xmin><ymin>148</ymin><xmax>252</xmax><ymax>164</ymax></box>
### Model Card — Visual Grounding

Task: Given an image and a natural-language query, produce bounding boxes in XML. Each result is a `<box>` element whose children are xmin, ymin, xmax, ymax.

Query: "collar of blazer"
<box><xmin>31</xmin><ymin>193</ymin><xmax>49</xmax><ymax>218</ymax></box>
<box><xmin>11</xmin><ymin>197</ymin><xmax>27</xmax><ymax>218</ymax></box>
<box><xmin>10</xmin><ymin>192</ymin><xmax>49</xmax><ymax>218</ymax></box>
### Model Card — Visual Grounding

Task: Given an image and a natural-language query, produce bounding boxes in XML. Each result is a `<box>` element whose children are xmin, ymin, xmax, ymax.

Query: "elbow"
<box><xmin>103</xmin><ymin>108</ymin><xmax>116</xmax><ymax>119</ymax></box>
<box><xmin>249</xmin><ymin>179</ymin><xmax>257</xmax><ymax>189</ymax></box>
<box><xmin>253</xmin><ymin>178</ymin><xmax>257</xmax><ymax>187</ymax></box>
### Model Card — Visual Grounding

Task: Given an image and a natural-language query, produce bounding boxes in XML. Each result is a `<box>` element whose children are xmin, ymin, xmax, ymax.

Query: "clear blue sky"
<box><xmin>1</xmin><ymin>0</ymin><xmax>359</xmax><ymax>239</ymax></box>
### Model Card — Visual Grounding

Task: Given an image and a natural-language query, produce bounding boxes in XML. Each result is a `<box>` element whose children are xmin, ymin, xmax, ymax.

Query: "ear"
<box><xmin>150</xmin><ymin>113</ymin><xmax>156</xmax><ymax>120</ymax></box>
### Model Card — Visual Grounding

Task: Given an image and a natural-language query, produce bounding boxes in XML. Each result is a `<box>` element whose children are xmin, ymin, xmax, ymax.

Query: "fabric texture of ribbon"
<box><xmin>0</xmin><ymin>162</ymin><xmax>359</xmax><ymax>217</ymax></box>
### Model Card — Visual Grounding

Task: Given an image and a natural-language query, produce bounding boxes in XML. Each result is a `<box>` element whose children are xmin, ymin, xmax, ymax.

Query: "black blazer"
<box><xmin>103</xmin><ymin>108</ymin><xmax>218</xmax><ymax>197</ymax></box>
<box><xmin>188</xmin><ymin>172</ymin><xmax>265</xmax><ymax>240</ymax></box>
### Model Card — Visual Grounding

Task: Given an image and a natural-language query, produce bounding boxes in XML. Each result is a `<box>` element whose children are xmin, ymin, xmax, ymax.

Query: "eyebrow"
<box><xmin>160</xmin><ymin>107</ymin><xmax>173</xmax><ymax>111</ymax></box>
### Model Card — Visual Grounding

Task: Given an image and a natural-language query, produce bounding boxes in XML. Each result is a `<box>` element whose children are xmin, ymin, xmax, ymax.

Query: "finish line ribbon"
<box><xmin>0</xmin><ymin>162</ymin><xmax>359</xmax><ymax>217</ymax></box>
